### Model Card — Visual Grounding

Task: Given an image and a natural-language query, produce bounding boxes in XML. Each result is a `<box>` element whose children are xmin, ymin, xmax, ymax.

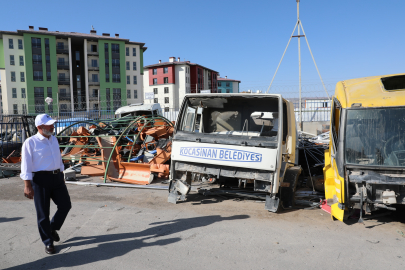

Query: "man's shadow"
<box><xmin>5</xmin><ymin>214</ymin><xmax>249</xmax><ymax>269</ymax></box>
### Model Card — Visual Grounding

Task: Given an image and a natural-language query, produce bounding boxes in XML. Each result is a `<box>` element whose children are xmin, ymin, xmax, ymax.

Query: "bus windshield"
<box><xmin>345</xmin><ymin>107</ymin><xmax>405</xmax><ymax>167</ymax></box>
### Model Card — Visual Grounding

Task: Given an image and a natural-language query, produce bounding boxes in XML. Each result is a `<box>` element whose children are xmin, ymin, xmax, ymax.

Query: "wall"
<box><xmin>124</xmin><ymin>44</ymin><xmax>143</xmax><ymax>104</ymax></box>
<box><xmin>302</xmin><ymin>121</ymin><xmax>330</xmax><ymax>135</ymax></box>
<box><xmin>148</xmin><ymin>64</ymin><xmax>175</xmax><ymax>86</ymax></box>
<box><xmin>3</xmin><ymin>34</ymin><xmax>28</xmax><ymax>114</ymax></box>
<box><xmin>0</xmin><ymin>39</ymin><xmax>5</xmax><ymax>68</ymax></box>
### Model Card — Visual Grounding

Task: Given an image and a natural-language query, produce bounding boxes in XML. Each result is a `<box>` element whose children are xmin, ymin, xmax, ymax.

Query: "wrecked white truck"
<box><xmin>168</xmin><ymin>94</ymin><xmax>302</xmax><ymax>212</ymax></box>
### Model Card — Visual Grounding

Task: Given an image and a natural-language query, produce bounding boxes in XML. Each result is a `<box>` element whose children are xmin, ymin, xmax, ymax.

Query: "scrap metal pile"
<box><xmin>298</xmin><ymin>134</ymin><xmax>329</xmax><ymax>192</ymax></box>
<box><xmin>57</xmin><ymin>115</ymin><xmax>174</xmax><ymax>185</ymax></box>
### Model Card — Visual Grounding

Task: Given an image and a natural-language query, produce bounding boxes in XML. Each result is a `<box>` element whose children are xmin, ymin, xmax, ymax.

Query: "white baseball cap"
<box><xmin>35</xmin><ymin>114</ymin><xmax>57</xmax><ymax>127</ymax></box>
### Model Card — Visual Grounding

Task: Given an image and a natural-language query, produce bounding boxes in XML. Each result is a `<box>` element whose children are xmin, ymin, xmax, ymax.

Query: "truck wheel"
<box><xmin>280</xmin><ymin>166</ymin><xmax>302</xmax><ymax>209</ymax></box>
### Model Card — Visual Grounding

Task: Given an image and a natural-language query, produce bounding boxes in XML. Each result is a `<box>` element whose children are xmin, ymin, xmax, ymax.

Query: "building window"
<box><xmin>22</xmin><ymin>104</ymin><xmax>27</xmax><ymax>114</ymax></box>
<box><xmin>134</xmin><ymin>90</ymin><xmax>138</xmax><ymax>99</ymax></box>
<box><xmin>112</xmin><ymin>88</ymin><xmax>122</xmax><ymax>111</ymax></box>
<box><xmin>20</xmin><ymin>72</ymin><xmax>25</xmax><ymax>82</ymax></box>
<box><xmin>33</xmin><ymin>71</ymin><xmax>43</xmax><ymax>81</ymax></box>
<box><xmin>104</xmin><ymin>43</ymin><xmax>109</xmax><ymax>53</ymax></box>
<box><xmin>127</xmin><ymin>89</ymin><xmax>131</xmax><ymax>99</ymax></box>
<box><xmin>133</xmin><ymin>62</ymin><xmax>137</xmax><ymax>70</ymax></box>
<box><xmin>154</xmin><ymin>98</ymin><xmax>158</xmax><ymax>104</ymax></box>
<box><xmin>19</xmin><ymin>56</ymin><xmax>24</xmax><ymax>66</ymax></box>
<box><xmin>126</xmin><ymin>47</ymin><xmax>129</xmax><ymax>56</ymax></box>
<box><xmin>18</xmin><ymin>39</ymin><xmax>23</xmax><ymax>49</ymax></box>
<box><xmin>47</xmin><ymin>72</ymin><xmax>51</xmax><ymax>81</ymax></box>
<box><xmin>226</xmin><ymin>82</ymin><xmax>230</xmax><ymax>87</ymax></box>
<box><xmin>92</xmin><ymin>74</ymin><xmax>98</xmax><ymax>82</ymax></box>
<box><xmin>11</xmin><ymin>71</ymin><xmax>16</xmax><ymax>82</ymax></box>
<box><xmin>218</xmin><ymin>82</ymin><xmax>222</xmax><ymax>87</ymax></box>
<box><xmin>133</xmin><ymin>48</ymin><xmax>136</xmax><ymax>56</ymax></box>
<box><xmin>60</xmin><ymin>88</ymin><xmax>67</xmax><ymax>98</ymax></box>
<box><xmin>127</xmin><ymin>75</ymin><xmax>130</xmax><ymax>84</ymax></box>
<box><xmin>165</xmin><ymin>97</ymin><xmax>169</xmax><ymax>104</ymax></box>
<box><xmin>12</xmin><ymin>88</ymin><xmax>17</xmax><ymax>98</ymax></box>
<box><xmin>164</xmin><ymin>77</ymin><xmax>168</xmax><ymax>83</ymax></box>
<box><xmin>106</xmin><ymin>88</ymin><xmax>111</xmax><ymax>111</ymax></box>
<box><xmin>13</xmin><ymin>104</ymin><xmax>18</xmax><ymax>114</ymax></box>
<box><xmin>112</xmin><ymin>58</ymin><xmax>120</xmax><ymax>68</ymax></box>
<box><xmin>112</xmin><ymin>74</ymin><xmax>120</xmax><ymax>83</ymax></box>
<box><xmin>9</xmin><ymin>39</ymin><xmax>13</xmax><ymax>49</ymax></box>
<box><xmin>164</xmin><ymin>87</ymin><xmax>169</xmax><ymax>94</ymax></box>
<box><xmin>164</xmin><ymin>107</ymin><xmax>169</xmax><ymax>112</ymax></box>
<box><xmin>21</xmin><ymin>88</ymin><xmax>26</xmax><ymax>98</ymax></box>
<box><xmin>153</xmin><ymin>78</ymin><xmax>157</xmax><ymax>85</ymax></box>
<box><xmin>91</xmin><ymin>44</ymin><xmax>97</xmax><ymax>52</ymax></box>
<box><xmin>226</xmin><ymin>89</ymin><xmax>231</xmax><ymax>93</ymax></box>
<box><xmin>47</xmin><ymin>87</ymin><xmax>53</xmax><ymax>113</ymax></box>
<box><xmin>163</xmin><ymin>67</ymin><xmax>168</xmax><ymax>74</ymax></box>
<box><xmin>60</xmin><ymin>104</ymin><xmax>68</xmax><ymax>112</ymax></box>
<box><xmin>57</xmin><ymin>42</ymin><xmax>64</xmax><ymax>49</ymax></box>
<box><xmin>133</xmin><ymin>76</ymin><xmax>137</xmax><ymax>84</ymax></box>
<box><xmin>32</xmin><ymin>38</ymin><xmax>41</xmax><ymax>48</ymax></box>
<box><xmin>153</xmin><ymin>69</ymin><xmax>157</xmax><ymax>75</ymax></box>
<box><xmin>92</xmin><ymin>89</ymin><xmax>98</xmax><ymax>98</ymax></box>
<box><xmin>126</xmin><ymin>61</ymin><xmax>130</xmax><ymax>70</ymax></box>
<box><xmin>10</xmin><ymin>55</ymin><xmax>15</xmax><ymax>65</ymax></box>
<box><xmin>111</xmin><ymin>44</ymin><xmax>120</xmax><ymax>54</ymax></box>
<box><xmin>153</xmin><ymin>88</ymin><xmax>158</xmax><ymax>94</ymax></box>
<box><xmin>91</xmin><ymin>59</ymin><xmax>98</xmax><ymax>67</ymax></box>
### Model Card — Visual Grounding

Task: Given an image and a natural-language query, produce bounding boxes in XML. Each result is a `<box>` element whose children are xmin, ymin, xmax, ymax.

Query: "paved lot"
<box><xmin>1</xmin><ymin>176</ymin><xmax>405</xmax><ymax>270</ymax></box>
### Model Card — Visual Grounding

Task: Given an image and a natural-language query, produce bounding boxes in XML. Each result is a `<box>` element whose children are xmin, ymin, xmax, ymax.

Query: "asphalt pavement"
<box><xmin>1</xmin><ymin>176</ymin><xmax>405</xmax><ymax>270</ymax></box>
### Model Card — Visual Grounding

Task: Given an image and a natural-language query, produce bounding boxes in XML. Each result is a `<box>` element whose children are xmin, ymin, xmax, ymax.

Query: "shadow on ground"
<box><xmin>5</xmin><ymin>214</ymin><xmax>249</xmax><ymax>269</ymax></box>
<box><xmin>0</xmin><ymin>217</ymin><xmax>24</xmax><ymax>223</ymax></box>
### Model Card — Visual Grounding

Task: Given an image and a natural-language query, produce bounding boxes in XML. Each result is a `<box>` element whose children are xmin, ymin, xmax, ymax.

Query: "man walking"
<box><xmin>21</xmin><ymin>114</ymin><xmax>71</xmax><ymax>254</ymax></box>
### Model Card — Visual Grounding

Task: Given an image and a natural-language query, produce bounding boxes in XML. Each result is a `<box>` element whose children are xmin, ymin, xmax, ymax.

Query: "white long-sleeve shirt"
<box><xmin>20</xmin><ymin>133</ymin><xmax>64</xmax><ymax>180</ymax></box>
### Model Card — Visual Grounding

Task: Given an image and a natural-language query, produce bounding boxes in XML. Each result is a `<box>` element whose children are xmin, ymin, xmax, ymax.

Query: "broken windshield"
<box><xmin>179</xmin><ymin>96</ymin><xmax>279</xmax><ymax>138</ymax></box>
<box><xmin>345</xmin><ymin>107</ymin><xmax>405</xmax><ymax>167</ymax></box>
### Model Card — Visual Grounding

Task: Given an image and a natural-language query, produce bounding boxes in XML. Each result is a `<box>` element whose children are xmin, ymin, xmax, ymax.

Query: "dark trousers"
<box><xmin>31</xmin><ymin>172</ymin><xmax>71</xmax><ymax>246</ymax></box>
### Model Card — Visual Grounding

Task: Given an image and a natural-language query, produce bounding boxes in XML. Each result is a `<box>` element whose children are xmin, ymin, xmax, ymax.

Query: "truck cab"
<box><xmin>324</xmin><ymin>73</ymin><xmax>405</xmax><ymax>222</ymax></box>
<box><xmin>168</xmin><ymin>93</ymin><xmax>301</xmax><ymax>212</ymax></box>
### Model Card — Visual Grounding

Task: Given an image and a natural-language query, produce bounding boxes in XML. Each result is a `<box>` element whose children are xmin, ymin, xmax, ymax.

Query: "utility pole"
<box><xmin>297</xmin><ymin>0</ymin><xmax>302</xmax><ymax>130</ymax></box>
<box><xmin>266</xmin><ymin>0</ymin><xmax>330</xmax><ymax>131</ymax></box>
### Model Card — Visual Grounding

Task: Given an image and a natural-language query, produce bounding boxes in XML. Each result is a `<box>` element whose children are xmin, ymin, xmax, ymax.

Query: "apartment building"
<box><xmin>217</xmin><ymin>76</ymin><xmax>240</xmax><ymax>93</ymax></box>
<box><xmin>0</xmin><ymin>26</ymin><xmax>146</xmax><ymax>114</ymax></box>
<box><xmin>143</xmin><ymin>57</ymin><xmax>219</xmax><ymax>111</ymax></box>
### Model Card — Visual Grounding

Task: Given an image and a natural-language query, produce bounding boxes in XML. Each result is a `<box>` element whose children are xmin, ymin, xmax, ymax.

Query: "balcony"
<box><xmin>88</xmin><ymin>63</ymin><xmax>99</xmax><ymax>71</ymax></box>
<box><xmin>57</xmin><ymin>61</ymin><xmax>70</xmax><ymax>70</ymax></box>
<box><xmin>58</xmin><ymin>92</ymin><xmax>71</xmax><ymax>101</ymax></box>
<box><xmin>58</xmin><ymin>76</ymin><xmax>70</xmax><ymax>85</ymax></box>
<box><xmin>89</xmin><ymin>94</ymin><xmax>98</xmax><ymax>101</ymax></box>
<box><xmin>88</xmin><ymin>50</ymin><xmax>98</xmax><ymax>56</ymax></box>
<box><xmin>56</xmin><ymin>46</ymin><xmax>69</xmax><ymax>54</ymax></box>
<box><xmin>88</xmin><ymin>79</ymin><xmax>100</xmax><ymax>86</ymax></box>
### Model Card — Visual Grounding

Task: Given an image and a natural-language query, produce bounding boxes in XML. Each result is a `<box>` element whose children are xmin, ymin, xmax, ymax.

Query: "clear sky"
<box><xmin>1</xmin><ymin>0</ymin><xmax>404</xmax><ymax>96</ymax></box>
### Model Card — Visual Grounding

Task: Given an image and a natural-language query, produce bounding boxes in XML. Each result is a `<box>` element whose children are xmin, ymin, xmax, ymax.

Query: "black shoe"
<box><xmin>45</xmin><ymin>244</ymin><xmax>55</xmax><ymax>255</ymax></box>
<box><xmin>51</xmin><ymin>230</ymin><xmax>60</xmax><ymax>242</ymax></box>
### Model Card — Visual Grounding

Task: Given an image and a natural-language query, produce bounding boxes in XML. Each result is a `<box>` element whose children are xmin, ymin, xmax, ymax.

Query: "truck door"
<box><xmin>330</xmin><ymin>97</ymin><xmax>345</xmax><ymax>220</ymax></box>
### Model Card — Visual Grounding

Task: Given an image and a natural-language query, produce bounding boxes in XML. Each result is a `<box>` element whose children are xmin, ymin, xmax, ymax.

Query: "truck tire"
<box><xmin>280</xmin><ymin>166</ymin><xmax>302</xmax><ymax>209</ymax></box>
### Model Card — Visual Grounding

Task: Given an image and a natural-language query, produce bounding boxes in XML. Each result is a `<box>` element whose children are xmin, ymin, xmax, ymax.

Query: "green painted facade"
<box><xmin>0</xmin><ymin>39</ymin><xmax>5</xmax><ymax>68</ymax></box>
<box><xmin>23</xmin><ymin>33</ymin><xmax>58</xmax><ymax>114</ymax></box>
<box><xmin>98</xmin><ymin>40</ymin><xmax>127</xmax><ymax>111</ymax></box>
